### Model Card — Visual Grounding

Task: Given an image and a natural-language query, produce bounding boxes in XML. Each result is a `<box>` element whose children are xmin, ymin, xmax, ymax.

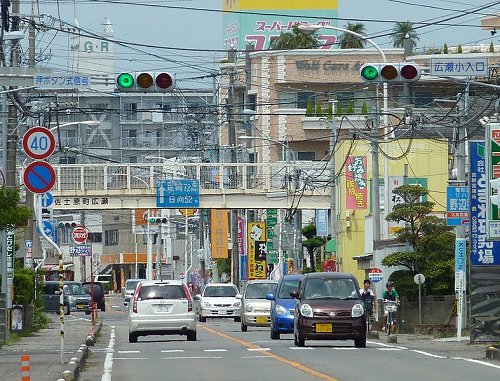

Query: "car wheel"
<box><xmin>187</xmin><ymin>331</ymin><xmax>197</xmax><ymax>341</ymax></box>
<box><xmin>354</xmin><ymin>337</ymin><xmax>366</xmax><ymax>348</ymax></box>
<box><xmin>128</xmin><ymin>332</ymin><xmax>138</xmax><ymax>343</ymax></box>
<box><xmin>270</xmin><ymin>328</ymin><xmax>280</xmax><ymax>340</ymax></box>
<box><xmin>234</xmin><ymin>316</ymin><xmax>241</xmax><ymax>322</ymax></box>
<box><xmin>294</xmin><ymin>332</ymin><xmax>305</xmax><ymax>347</ymax></box>
<box><xmin>63</xmin><ymin>304</ymin><xmax>70</xmax><ymax>315</ymax></box>
<box><xmin>199</xmin><ymin>315</ymin><xmax>206</xmax><ymax>322</ymax></box>
<box><xmin>241</xmin><ymin>322</ymin><xmax>247</xmax><ymax>332</ymax></box>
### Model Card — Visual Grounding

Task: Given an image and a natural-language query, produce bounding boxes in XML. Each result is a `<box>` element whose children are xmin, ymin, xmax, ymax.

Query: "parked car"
<box><xmin>128</xmin><ymin>280</ymin><xmax>196</xmax><ymax>343</ymax></box>
<box><xmin>239</xmin><ymin>279</ymin><xmax>278</xmax><ymax>332</ymax></box>
<box><xmin>123</xmin><ymin>278</ymin><xmax>146</xmax><ymax>306</ymax></box>
<box><xmin>292</xmin><ymin>272</ymin><xmax>366</xmax><ymax>348</ymax></box>
<box><xmin>43</xmin><ymin>281</ymin><xmax>92</xmax><ymax>315</ymax></box>
<box><xmin>82</xmin><ymin>281</ymin><xmax>106</xmax><ymax>311</ymax></box>
<box><xmin>94</xmin><ymin>274</ymin><xmax>113</xmax><ymax>294</ymax></box>
<box><xmin>195</xmin><ymin>283</ymin><xmax>241</xmax><ymax>322</ymax></box>
<box><xmin>267</xmin><ymin>274</ymin><xmax>303</xmax><ymax>339</ymax></box>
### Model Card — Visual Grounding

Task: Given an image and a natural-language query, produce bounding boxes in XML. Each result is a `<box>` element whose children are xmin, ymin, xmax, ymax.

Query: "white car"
<box><xmin>128</xmin><ymin>280</ymin><xmax>196</xmax><ymax>342</ymax></box>
<box><xmin>240</xmin><ymin>280</ymin><xmax>278</xmax><ymax>332</ymax></box>
<box><xmin>123</xmin><ymin>278</ymin><xmax>145</xmax><ymax>306</ymax></box>
<box><xmin>195</xmin><ymin>283</ymin><xmax>241</xmax><ymax>322</ymax></box>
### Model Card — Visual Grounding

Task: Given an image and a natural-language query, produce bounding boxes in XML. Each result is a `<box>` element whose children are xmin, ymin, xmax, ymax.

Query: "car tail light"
<box><xmin>132</xmin><ymin>284</ymin><xmax>142</xmax><ymax>313</ymax></box>
<box><xmin>182</xmin><ymin>284</ymin><xmax>193</xmax><ymax>312</ymax></box>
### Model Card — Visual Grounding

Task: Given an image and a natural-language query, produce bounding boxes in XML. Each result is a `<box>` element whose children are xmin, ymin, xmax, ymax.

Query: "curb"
<box><xmin>486</xmin><ymin>345</ymin><xmax>500</xmax><ymax>361</ymax></box>
<box><xmin>57</xmin><ymin>320</ymin><xmax>102</xmax><ymax>381</ymax></box>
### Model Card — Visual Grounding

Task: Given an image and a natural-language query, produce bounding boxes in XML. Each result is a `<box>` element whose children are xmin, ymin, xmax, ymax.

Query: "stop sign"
<box><xmin>71</xmin><ymin>226</ymin><xmax>89</xmax><ymax>244</ymax></box>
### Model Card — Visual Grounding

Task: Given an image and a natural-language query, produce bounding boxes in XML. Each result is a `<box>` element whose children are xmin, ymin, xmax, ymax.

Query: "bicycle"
<box><xmin>362</xmin><ymin>295</ymin><xmax>374</xmax><ymax>333</ymax></box>
<box><xmin>383</xmin><ymin>300</ymin><xmax>399</xmax><ymax>335</ymax></box>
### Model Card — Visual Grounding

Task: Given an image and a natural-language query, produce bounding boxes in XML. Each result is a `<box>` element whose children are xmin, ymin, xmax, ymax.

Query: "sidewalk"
<box><xmin>0</xmin><ymin>312</ymin><xmax>100</xmax><ymax>381</ymax></box>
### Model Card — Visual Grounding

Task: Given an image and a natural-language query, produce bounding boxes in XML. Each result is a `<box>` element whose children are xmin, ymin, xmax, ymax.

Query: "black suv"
<box><xmin>83</xmin><ymin>282</ymin><xmax>106</xmax><ymax>311</ymax></box>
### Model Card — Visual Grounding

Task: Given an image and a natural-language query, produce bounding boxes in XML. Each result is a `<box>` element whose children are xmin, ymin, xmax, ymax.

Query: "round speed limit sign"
<box><xmin>22</xmin><ymin>127</ymin><xmax>56</xmax><ymax>160</ymax></box>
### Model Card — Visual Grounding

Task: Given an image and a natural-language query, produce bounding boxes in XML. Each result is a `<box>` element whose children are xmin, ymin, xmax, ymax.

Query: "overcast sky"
<box><xmin>31</xmin><ymin>0</ymin><xmax>500</xmax><ymax>88</ymax></box>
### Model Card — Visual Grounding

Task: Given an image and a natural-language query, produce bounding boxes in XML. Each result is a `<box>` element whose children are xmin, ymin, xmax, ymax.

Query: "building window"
<box><xmin>123</xmin><ymin>103</ymin><xmax>138</xmax><ymax>121</ymax></box>
<box><xmin>89</xmin><ymin>232</ymin><xmax>102</xmax><ymax>243</ymax></box>
<box><xmin>414</xmin><ymin>92</ymin><xmax>434</xmax><ymax>107</ymax></box>
<box><xmin>297</xmin><ymin>92</ymin><xmax>315</xmax><ymax>109</ymax></box>
<box><xmin>104</xmin><ymin>230</ymin><xmax>119</xmax><ymax>246</ymax></box>
<box><xmin>246</xmin><ymin>94</ymin><xmax>257</xmax><ymax>111</ymax></box>
<box><xmin>337</xmin><ymin>92</ymin><xmax>355</xmax><ymax>111</ymax></box>
<box><xmin>297</xmin><ymin>151</ymin><xmax>316</xmax><ymax>161</ymax></box>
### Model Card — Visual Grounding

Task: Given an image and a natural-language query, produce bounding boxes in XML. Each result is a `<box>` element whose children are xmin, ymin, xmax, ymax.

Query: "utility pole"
<box><xmin>371</xmin><ymin>84</ymin><xmax>382</xmax><ymax>244</ymax></box>
<box><xmin>329</xmin><ymin>101</ymin><xmax>338</xmax><ymax>266</ymax></box>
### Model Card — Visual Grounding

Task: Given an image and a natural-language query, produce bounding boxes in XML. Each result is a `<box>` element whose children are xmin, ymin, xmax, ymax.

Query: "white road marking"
<box><xmin>368</xmin><ymin>341</ymin><xmax>407</xmax><ymax>349</ymax></box>
<box><xmin>410</xmin><ymin>350</ymin><xmax>447</xmax><ymax>359</ymax></box>
<box><xmin>247</xmin><ymin>348</ymin><xmax>271</xmax><ymax>351</ymax></box>
<box><xmin>242</xmin><ymin>355</ymin><xmax>273</xmax><ymax>359</ymax></box>
<box><xmin>453</xmin><ymin>357</ymin><xmax>500</xmax><ymax>369</ymax></box>
<box><xmin>161</xmin><ymin>349</ymin><xmax>184</xmax><ymax>353</ymax></box>
<box><xmin>114</xmin><ymin>357</ymin><xmax>150</xmax><ymax>360</ymax></box>
<box><xmin>117</xmin><ymin>350</ymin><xmax>141</xmax><ymax>354</ymax></box>
<box><xmin>204</xmin><ymin>349</ymin><xmax>228</xmax><ymax>352</ymax></box>
<box><xmin>162</xmin><ymin>356</ymin><xmax>222</xmax><ymax>360</ymax></box>
<box><xmin>377</xmin><ymin>348</ymin><xmax>402</xmax><ymax>351</ymax></box>
<box><xmin>100</xmin><ymin>327</ymin><xmax>115</xmax><ymax>381</ymax></box>
<box><xmin>111</xmin><ymin>305</ymin><xmax>120</xmax><ymax>308</ymax></box>
<box><xmin>289</xmin><ymin>347</ymin><xmax>314</xmax><ymax>350</ymax></box>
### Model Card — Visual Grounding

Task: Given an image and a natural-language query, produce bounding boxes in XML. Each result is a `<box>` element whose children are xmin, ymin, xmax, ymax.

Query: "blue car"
<box><xmin>266</xmin><ymin>274</ymin><xmax>303</xmax><ymax>339</ymax></box>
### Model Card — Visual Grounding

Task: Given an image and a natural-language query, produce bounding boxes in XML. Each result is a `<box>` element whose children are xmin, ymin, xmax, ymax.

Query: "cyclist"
<box><xmin>382</xmin><ymin>282</ymin><xmax>400</xmax><ymax>331</ymax></box>
<box><xmin>359</xmin><ymin>279</ymin><xmax>375</xmax><ymax>329</ymax></box>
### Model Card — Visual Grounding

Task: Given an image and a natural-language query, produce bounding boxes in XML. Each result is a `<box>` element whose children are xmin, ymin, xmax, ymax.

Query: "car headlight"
<box><xmin>245</xmin><ymin>304</ymin><xmax>254</xmax><ymax>312</ymax></box>
<box><xmin>352</xmin><ymin>303</ymin><xmax>364</xmax><ymax>318</ymax></box>
<box><xmin>275</xmin><ymin>305</ymin><xmax>287</xmax><ymax>315</ymax></box>
<box><xmin>201</xmin><ymin>301</ymin><xmax>212</xmax><ymax>308</ymax></box>
<box><xmin>233</xmin><ymin>301</ymin><xmax>241</xmax><ymax>307</ymax></box>
<box><xmin>300</xmin><ymin>303</ymin><xmax>313</xmax><ymax>318</ymax></box>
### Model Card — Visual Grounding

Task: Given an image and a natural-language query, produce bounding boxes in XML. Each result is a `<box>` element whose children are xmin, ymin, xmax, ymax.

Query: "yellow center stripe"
<box><xmin>201</xmin><ymin>325</ymin><xmax>340</xmax><ymax>381</ymax></box>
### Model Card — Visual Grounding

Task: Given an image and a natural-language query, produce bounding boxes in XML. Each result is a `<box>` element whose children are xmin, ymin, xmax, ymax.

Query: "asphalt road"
<box><xmin>80</xmin><ymin>294</ymin><xmax>500</xmax><ymax>381</ymax></box>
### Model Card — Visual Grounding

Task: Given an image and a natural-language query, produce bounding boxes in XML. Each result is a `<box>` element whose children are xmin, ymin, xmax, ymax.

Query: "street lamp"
<box><xmin>298</xmin><ymin>24</ymin><xmax>387</xmax><ymax>244</ymax></box>
<box><xmin>48</xmin><ymin>120</ymin><xmax>101</xmax><ymax>131</ymax></box>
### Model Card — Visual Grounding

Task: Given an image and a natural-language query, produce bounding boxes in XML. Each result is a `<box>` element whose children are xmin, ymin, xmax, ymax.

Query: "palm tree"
<box><xmin>337</xmin><ymin>22</ymin><xmax>366</xmax><ymax>49</ymax></box>
<box><xmin>268</xmin><ymin>24</ymin><xmax>319</xmax><ymax>50</ymax></box>
<box><xmin>391</xmin><ymin>21</ymin><xmax>419</xmax><ymax>48</ymax></box>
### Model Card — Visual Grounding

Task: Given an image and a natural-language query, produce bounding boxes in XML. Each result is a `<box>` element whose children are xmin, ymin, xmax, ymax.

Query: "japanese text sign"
<box><xmin>430</xmin><ymin>57</ymin><xmax>488</xmax><ymax>77</ymax></box>
<box><xmin>345</xmin><ymin>156</ymin><xmax>367</xmax><ymax>209</ymax></box>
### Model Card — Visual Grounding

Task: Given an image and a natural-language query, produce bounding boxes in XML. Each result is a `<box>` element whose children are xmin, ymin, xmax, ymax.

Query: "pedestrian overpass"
<box><xmin>49</xmin><ymin>162</ymin><xmax>331</xmax><ymax>210</ymax></box>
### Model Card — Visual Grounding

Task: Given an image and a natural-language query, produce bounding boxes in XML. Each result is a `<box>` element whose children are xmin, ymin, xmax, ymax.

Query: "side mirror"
<box><xmin>290</xmin><ymin>290</ymin><xmax>299</xmax><ymax>299</ymax></box>
<box><xmin>236</xmin><ymin>294</ymin><xmax>242</xmax><ymax>300</ymax></box>
<box><xmin>265</xmin><ymin>293</ymin><xmax>274</xmax><ymax>301</ymax></box>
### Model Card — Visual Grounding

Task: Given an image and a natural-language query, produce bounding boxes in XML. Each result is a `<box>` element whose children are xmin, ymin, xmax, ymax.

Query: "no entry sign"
<box><xmin>22</xmin><ymin>127</ymin><xmax>56</xmax><ymax>160</ymax></box>
<box><xmin>23</xmin><ymin>161</ymin><xmax>56</xmax><ymax>194</ymax></box>
<box><xmin>71</xmin><ymin>226</ymin><xmax>89</xmax><ymax>244</ymax></box>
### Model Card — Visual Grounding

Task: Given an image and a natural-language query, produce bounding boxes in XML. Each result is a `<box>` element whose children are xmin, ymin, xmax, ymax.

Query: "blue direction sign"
<box><xmin>23</xmin><ymin>161</ymin><xmax>56</xmax><ymax>194</ymax></box>
<box><xmin>156</xmin><ymin>179</ymin><xmax>200</xmax><ymax>208</ymax></box>
<box><xmin>41</xmin><ymin>192</ymin><xmax>54</xmax><ymax>208</ymax></box>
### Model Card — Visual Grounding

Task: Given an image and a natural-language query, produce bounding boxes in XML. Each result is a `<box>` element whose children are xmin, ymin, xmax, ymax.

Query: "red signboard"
<box><xmin>71</xmin><ymin>226</ymin><xmax>89</xmax><ymax>245</ymax></box>
<box><xmin>22</xmin><ymin>127</ymin><xmax>56</xmax><ymax>160</ymax></box>
<box><xmin>345</xmin><ymin>156</ymin><xmax>368</xmax><ymax>209</ymax></box>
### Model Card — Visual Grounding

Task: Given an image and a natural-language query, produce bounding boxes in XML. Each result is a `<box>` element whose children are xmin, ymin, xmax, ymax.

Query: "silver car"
<box><xmin>128</xmin><ymin>280</ymin><xmax>196</xmax><ymax>342</ymax></box>
<box><xmin>123</xmin><ymin>278</ymin><xmax>145</xmax><ymax>306</ymax></box>
<box><xmin>240</xmin><ymin>280</ymin><xmax>278</xmax><ymax>332</ymax></box>
<box><xmin>195</xmin><ymin>283</ymin><xmax>241</xmax><ymax>322</ymax></box>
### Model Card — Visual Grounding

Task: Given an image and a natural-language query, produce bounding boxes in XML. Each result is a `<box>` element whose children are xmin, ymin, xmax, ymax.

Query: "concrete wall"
<box><xmin>396</xmin><ymin>295</ymin><xmax>456</xmax><ymax>332</ymax></box>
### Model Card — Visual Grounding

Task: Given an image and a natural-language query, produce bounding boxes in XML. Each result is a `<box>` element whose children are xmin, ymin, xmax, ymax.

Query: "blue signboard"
<box><xmin>455</xmin><ymin>238</ymin><xmax>466</xmax><ymax>272</ymax></box>
<box><xmin>469</xmin><ymin>141</ymin><xmax>500</xmax><ymax>265</ymax></box>
<box><xmin>37</xmin><ymin>220</ymin><xmax>57</xmax><ymax>243</ymax></box>
<box><xmin>446</xmin><ymin>186</ymin><xmax>469</xmax><ymax>226</ymax></box>
<box><xmin>41</xmin><ymin>192</ymin><xmax>54</xmax><ymax>208</ymax></box>
<box><xmin>316</xmin><ymin>209</ymin><xmax>329</xmax><ymax>237</ymax></box>
<box><xmin>156</xmin><ymin>179</ymin><xmax>200</xmax><ymax>208</ymax></box>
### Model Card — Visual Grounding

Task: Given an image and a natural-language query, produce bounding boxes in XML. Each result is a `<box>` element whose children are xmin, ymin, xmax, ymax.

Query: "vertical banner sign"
<box><xmin>454</xmin><ymin>238</ymin><xmax>466</xmax><ymax>291</ymax></box>
<box><xmin>6</xmin><ymin>230</ymin><xmax>15</xmax><ymax>278</ymax></box>
<box><xmin>238</xmin><ymin>216</ymin><xmax>247</xmax><ymax>281</ymax></box>
<box><xmin>316</xmin><ymin>209</ymin><xmax>329</xmax><ymax>237</ymax></box>
<box><xmin>470</xmin><ymin>141</ymin><xmax>500</xmax><ymax>265</ymax></box>
<box><xmin>247</xmin><ymin>221</ymin><xmax>266</xmax><ymax>280</ymax></box>
<box><xmin>210</xmin><ymin>210</ymin><xmax>229</xmax><ymax>259</ymax></box>
<box><xmin>447</xmin><ymin>186</ymin><xmax>469</xmax><ymax>226</ymax></box>
<box><xmin>486</xmin><ymin>123</ymin><xmax>500</xmax><ymax>240</ymax></box>
<box><xmin>345</xmin><ymin>156</ymin><xmax>368</xmax><ymax>209</ymax></box>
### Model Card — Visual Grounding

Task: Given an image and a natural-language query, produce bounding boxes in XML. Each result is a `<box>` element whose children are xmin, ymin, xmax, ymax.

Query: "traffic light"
<box><xmin>149</xmin><ymin>217</ymin><xmax>168</xmax><ymax>224</ymax></box>
<box><xmin>360</xmin><ymin>63</ymin><xmax>421</xmax><ymax>82</ymax></box>
<box><xmin>58</xmin><ymin>221</ymin><xmax>78</xmax><ymax>228</ymax></box>
<box><xmin>116</xmin><ymin>72</ymin><xmax>175</xmax><ymax>92</ymax></box>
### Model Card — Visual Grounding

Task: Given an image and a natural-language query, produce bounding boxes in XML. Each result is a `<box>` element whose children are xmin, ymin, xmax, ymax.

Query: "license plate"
<box><xmin>256</xmin><ymin>316</ymin><xmax>268</xmax><ymax>324</ymax></box>
<box><xmin>154</xmin><ymin>304</ymin><xmax>172</xmax><ymax>313</ymax></box>
<box><xmin>315</xmin><ymin>323</ymin><xmax>333</xmax><ymax>333</ymax></box>
<box><xmin>76</xmin><ymin>304</ymin><xmax>84</xmax><ymax>309</ymax></box>
<box><xmin>218</xmin><ymin>309</ymin><xmax>227</xmax><ymax>315</ymax></box>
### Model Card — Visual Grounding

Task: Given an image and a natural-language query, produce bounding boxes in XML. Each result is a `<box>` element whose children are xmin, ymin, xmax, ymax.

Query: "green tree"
<box><xmin>0</xmin><ymin>187</ymin><xmax>31</xmax><ymax>230</ymax></box>
<box><xmin>382</xmin><ymin>185</ymin><xmax>455</xmax><ymax>295</ymax></box>
<box><xmin>337</xmin><ymin>23</ymin><xmax>366</xmax><ymax>49</ymax></box>
<box><xmin>302</xmin><ymin>224</ymin><xmax>327</xmax><ymax>272</ymax></box>
<box><xmin>315</xmin><ymin>103</ymin><xmax>323</xmax><ymax>117</ymax></box>
<box><xmin>443</xmin><ymin>43</ymin><xmax>449</xmax><ymax>54</ymax></box>
<box><xmin>391</xmin><ymin>21</ymin><xmax>419</xmax><ymax>49</ymax></box>
<box><xmin>306</xmin><ymin>101</ymin><xmax>314</xmax><ymax>116</ymax></box>
<box><xmin>457</xmin><ymin>44</ymin><xmax>463</xmax><ymax>53</ymax></box>
<box><xmin>361</xmin><ymin>100</ymin><xmax>368</xmax><ymax>114</ymax></box>
<box><xmin>269</xmin><ymin>24</ymin><xmax>319</xmax><ymax>50</ymax></box>
<box><xmin>489</xmin><ymin>42</ymin><xmax>495</xmax><ymax>53</ymax></box>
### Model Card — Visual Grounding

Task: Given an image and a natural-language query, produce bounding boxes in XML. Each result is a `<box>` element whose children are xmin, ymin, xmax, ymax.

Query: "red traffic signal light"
<box><xmin>58</xmin><ymin>221</ymin><xmax>78</xmax><ymax>228</ymax></box>
<box><xmin>360</xmin><ymin>63</ymin><xmax>421</xmax><ymax>82</ymax></box>
<box><xmin>116</xmin><ymin>72</ymin><xmax>175</xmax><ymax>92</ymax></box>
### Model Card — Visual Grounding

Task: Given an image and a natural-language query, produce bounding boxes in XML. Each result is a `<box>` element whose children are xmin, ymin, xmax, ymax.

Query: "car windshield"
<box><xmin>304</xmin><ymin>278</ymin><xmax>359</xmax><ymax>300</ymax></box>
<box><xmin>278</xmin><ymin>279</ymin><xmax>300</xmax><ymax>299</ymax></box>
<box><xmin>126</xmin><ymin>280</ymin><xmax>141</xmax><ymax>292</ymax></box>
<box><xmin>138</xmin><ymin>285</ymin><xmax>186</xmax><ymax>300</ymax></box>
<box><xmin>245</xmin><ymin>282</ymin><xmax>277</xmax><ymax>299</ymax></box>
<box><xmin>64</xmin><ymin>283</ymin><xmax>83</xmax><ymax>295</ymax></box>
<box><xmin>204</xmin><ymin>286</ymin><xmax>237</xmax><ymax>297</ymax></box>
<box><xmin>82</xmin><ymin>283</ymin><xmax>103</xmax><ymax>294</ymax></box>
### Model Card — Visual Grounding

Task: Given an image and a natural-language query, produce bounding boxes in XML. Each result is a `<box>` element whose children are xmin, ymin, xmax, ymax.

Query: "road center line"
<box><xmin>410</xmin><ymin>350</ymin><xmax>447</xmax><ymax>359</ymax></box>
<box><xmin>201</xmin><ymin>325</ymin><xmax>340</xmax><ymax>381</ymax></box>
